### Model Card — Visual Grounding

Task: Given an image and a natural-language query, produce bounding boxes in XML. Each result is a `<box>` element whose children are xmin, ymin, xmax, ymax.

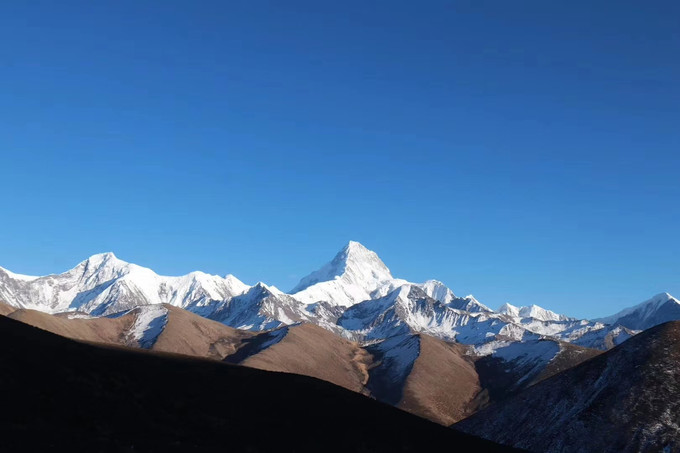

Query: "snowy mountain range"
<box><xmin>0</xmin><ymin>241</ymin><xmax>676</xmax><ymax>357</ymax></box>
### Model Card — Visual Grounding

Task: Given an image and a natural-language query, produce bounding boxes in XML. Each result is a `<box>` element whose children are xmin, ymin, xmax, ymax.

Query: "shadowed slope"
<box><xmin>455</xmin><ymin>321</ymin><xmax>680</xmax><ymax>452</ymax></box>
<box><xmin>472</xmin><ymin>339</ymin><xmax>602</xmax><ymax>408</ymax></box>
<box><xmin>0</xmin><ymin>315</ymin><xmax>516</xmax><ymax>452</ymax></box>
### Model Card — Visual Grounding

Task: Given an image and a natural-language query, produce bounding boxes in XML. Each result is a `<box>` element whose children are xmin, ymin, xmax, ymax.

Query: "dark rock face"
<box><xmin>455</xmin><ymin>321</ymin><xmax>680</xmax><ymax>453</ymax></box>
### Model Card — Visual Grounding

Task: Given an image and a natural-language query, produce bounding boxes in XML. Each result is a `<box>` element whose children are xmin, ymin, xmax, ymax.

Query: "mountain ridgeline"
<box><xmin>2</xmin><ymin>241</ymin><xmax>673</xmax><ymax>347</ymax></box>
<box><xmin>1</xmin><ymin>241</ymin><xmax>679</xmax><ymax>450</ymax></box>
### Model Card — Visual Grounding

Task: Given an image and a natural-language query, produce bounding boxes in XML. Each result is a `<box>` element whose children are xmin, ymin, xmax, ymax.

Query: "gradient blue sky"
<box><xmin>1</xmin><ymin>1</ymin><xmax>678</xmax><ymax>318</ymax></box>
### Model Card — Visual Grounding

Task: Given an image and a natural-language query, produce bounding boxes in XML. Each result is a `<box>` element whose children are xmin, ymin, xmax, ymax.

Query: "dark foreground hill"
<box><xmin>4</xmin><ymin>300</ymin><xmax>598</xmax><ymax>426</ymax></box>
<box><xmin>455</xmin><ymin>321</ymin><xmax>680</xmax><ymax>453</ymax></box>
<box><xmin>0</xmin><ymin>315</ymin><xmax>515</xmax><ymax>452</ymax></box>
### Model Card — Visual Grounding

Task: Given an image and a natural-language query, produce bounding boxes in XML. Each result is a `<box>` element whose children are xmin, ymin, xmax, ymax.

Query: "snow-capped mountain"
<box><xmin>421</xmin><ymin>280</ymin><xmax>493</xmax><ymax>313</ymax></box>
<box><xmin>0</xmin><ymin>252</ymin><xmax>249</xmax><ymax>316</ymax></box>
<box><xmin>596</xmin><ymin>292</ymin><xmax>680</xmax><ymax>331</ymax></box>
<box><xmin>334</xmin><ymin>283</ymin><xmax>630</xmax><ymax>352</ymax></box>
<box><xmin>0</xmin><ymin>241</ymin><xmax>676</xmax><ymax>356</ymax></box>
<box><xmin>208</xmin><ymin>282</ymin><xmax>316</xmax><ymax>331</ymax></box>
<box><xmin>338</xmin><ymin>285</ymin><xmax>532</xmax><ymax>343</ymax></box>
<box><xmin>290</xmin><ymin>241</ymin><xmax>404</xmax><ymax>307</ymax></box>
<box><xmin>498</xmin><ymin>303</ymin><xmax>573</xmax><ymax>322</ymax></box>
<box><xmin>420</xmin><ymin>279</ymin><xmax>457</xmax><ymax>304</ymax></box>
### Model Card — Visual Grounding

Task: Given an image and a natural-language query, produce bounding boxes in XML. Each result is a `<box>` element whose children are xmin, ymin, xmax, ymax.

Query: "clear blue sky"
<box><xmin>1</xmin><ymin>1</ymin><xmax>678</xmax><ymax>319</ymax></box>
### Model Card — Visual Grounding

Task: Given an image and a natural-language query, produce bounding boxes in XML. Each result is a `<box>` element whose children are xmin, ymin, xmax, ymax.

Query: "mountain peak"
<box><xmin>345</xmin><ymin>240</ymin><xmax>366</xmax><ymax>251</ymax></box>
<box><xmin>498</xmin><ymin>303</ymin><xmax>519</xmax><ymax>317</ymax></box>
<box><xmin>289</xmin><ymin>241</ymin><xmax>394</xmax><ymax>306</ymax></box>
<box><xmin>291</xmin><ymin>241</ymin><xmax>392</xmax><ymax>294</ymax></box>
<box><xmin>87</xmin><ymin>251</ymin><xmax>118</xmax><ymax>262</ymax></box>
<box><xmin>78</xmin><ymin>252</ymin><xmax>128</xmax><ymax>274</ymax></box>
<box><xmin>597</xmin><ymin>292</ymin><xmax>680</xmax><ymax>330</ymax></box>
<box><xmin>420</xmin><ymin>280</ymin><xmax>456</xmax><ymax>304</ymax></box>
<box><xmin>654</xmin><ymin>292</ymin><xmax>675</xmax><ymax>302</ymax></box>
<box><xmin>497</xmin><ymin>303</ymin><xmax>570</xmax><ymax>321</ymax></box>
<box><xmin>339</xmin><ymin>240</ymin><xmax>385</xmax><ymax>267</ymax></box>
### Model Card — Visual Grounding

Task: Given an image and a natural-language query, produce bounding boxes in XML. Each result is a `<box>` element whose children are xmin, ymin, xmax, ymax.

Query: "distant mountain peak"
<box><xmin>345</xmin><ymin>239</ymin><xmax>366</xmax><ymax>251</ymax></box>
<box><xmin>75</xmin><ymin>252</ymin><xmax>133</xmax><ymax>281</ymax></box>
<box><xmin>338</xmin><ymin>240</ymin><xmax>390</xmax><ymax>272</ymax></box>
<box><xmin>421</xmin><ymin>280</ymin><xmax>456</xmax><ymax>303</ymax></box>
<box><xmin>77</xmin><ymin>252</ymin><xmax>129</xmax><ymax>272</ymax></box>
<box><xmin>498</xmin><ymin>302</ymin><xmax>571</xmax><ymax>322</ymax></box>
<box><xmin>290</xmin><ymin>241</ymin><xmax>392</xmax><ymax>294</ymax></box>
<box><xmin>498</xmin><ymin>303</ymin><xmax>519</xmax><ymax>317</ymax></box>
<box><xmin>653</xmin><ymin>292</ymin><xmax>676</xmax><ymax>303</ymax></box>
<box><xmin>597</xmin><ymin>292</ymin><xmax>680</xmax><ymax>330</ymax></box>
<box><xmin>289</xmin><ymin>241</ymin><xmax>395</xmax><ymax>307</ymax></box>
<box><xmin>82</xmin><ymin>252</ymin><xmax>121</xmax><ymax>266</ymax></box>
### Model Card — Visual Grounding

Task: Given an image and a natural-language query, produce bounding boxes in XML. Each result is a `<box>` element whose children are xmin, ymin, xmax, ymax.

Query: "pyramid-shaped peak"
<box><xmin>344</xmin><ymin>240</ymin><xmax>368</xmax><ymax>251</ymax></box>
<box><xmin>80</xmin><ymin>252</ymin><xmax>128</xmax><ymax>270</ymax></box>
<box><xmin>88</xmin><ymin>251</ymin><xmax>118</xmax><ymax>262</ymax></box>
<box><xmin>498</xmin><ymin>302</ymin><xmax>520</xmax><ymax>317</ymax></box>
<box><xmin>290</xmin><ymin>241</ymin><xmax>392</xmax><ymax>295</ymax></box>
<box><xmin>69</xmin><ymin>252</ymin><xmax>133</xmax><ymax>282</ymax></box>
<box><xmin>339</xmin><ymin>241</ymin><xmax>377</xmax><ymax>260</ymax></box>
<box><xmin>328</xmin><ymin>241</ymin><xmax>391</xmax><ymax>279</ymax></box>
<box><xmin>420</xmin><ymin>280</ymin><xmax>456</xmax><ymax>304</ymax></box>
<box><xmin>653</xmin><ymin>292</ymin><xmax>675</xmax><ymax>302</ymax></box>
<box><xmin>596</xmin><ymin>292</ymin><xmax>680</xmax><ymax>330</ymax></box>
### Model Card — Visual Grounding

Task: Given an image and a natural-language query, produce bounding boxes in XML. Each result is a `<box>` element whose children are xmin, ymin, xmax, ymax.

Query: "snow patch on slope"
<box><xmin>474</xmin><ymin>339</ymin><xmax>562</xmax><ymax>386</ymax></box>
<box><xmin>128</xmin><ymin>305</ymin><xmax>169</xmax><ymax>349</ymax></box>
<box><xmin>365</xmin><ymin>334</ymin><xmax>421</xmax><ymax>405</ymax></box>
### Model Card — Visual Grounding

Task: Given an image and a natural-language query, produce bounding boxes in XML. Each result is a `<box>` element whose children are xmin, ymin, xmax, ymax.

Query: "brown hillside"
<box><xmin>399</xmin><ymin>335</ymin><xmax>481</xmax><ymax>425</ymax></box>
<box><xmin>0</xmin><ymin>300</ymin><xmax>16</xmax><ymax>316</ymax></box>
<box><xmin>9</xmin><ymin>308</ymin><xmax>135</xmax><ymax>344</ymax></box>
<box><xmin>151</xmin><ymin>305</ymin><xmax>255</xmax><ymax>358</ymax></box>
<box><xmin>235</xmin><ymin>323</ymin><xmax>373</xmax><ymax>394</ymax></box>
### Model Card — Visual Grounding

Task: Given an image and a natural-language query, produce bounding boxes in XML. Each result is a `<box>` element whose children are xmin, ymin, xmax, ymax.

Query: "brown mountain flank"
<box><xmin>9</xmin><ymin>308</ymin><xmax>136</xmax><ymax>344</ymax></box>
<box><xmin>6</xmin><ymin>304</ymin><xmax>256</xmax><ymax>359</ymax></box>
<box><xmin>151</xmin><ymin>305</ymin><xmax>255</xmax><ymax>358</ymax></box>
<box><xmin>0</xmin><ymin>300</ymin><xmax>16</xmax><ymax>316</ymax></box>
<box><xmin>399</xmin><ymin>334</ymin><xmax>481</xmax><ymax>425</ymax></box>
<box><xmin>237</xmin><ymin>323</ymin><xmax>373</xmax><ymax>394</ymax></box>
